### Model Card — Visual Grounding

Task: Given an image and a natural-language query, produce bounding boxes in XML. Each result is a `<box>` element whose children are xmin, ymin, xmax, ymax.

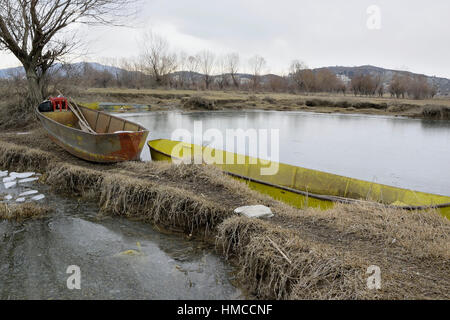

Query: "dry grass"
<box><xmin>182</xmin><ymin>96</ymin><xmax>218</xmax><ymax>110</ymax></box>
<box><xmin>217</xmin><ymin>217</ymin><xmax>370</xmax><ymax>299</ymax></box>
<box><xmin>45</xmin><ymin>163</ymin><xmax>240</xmax><ymax>236</ymax></box>
<box><xmin>99</xmin><ymin>174</ymin><xmax>233</xmax><ymax>235</ymax></box>
<box><xmin>0</xmin><ymin>91</ymin><xmax>37</xmax><ymax>129</ymax></box>
<box><xmin>0</xmin><ymin>141</ymin><xmax>53</xmax><ymax>171</ymax></box>
<box><xmin>218</xmin><ymin>202</ymin><xmax>450</xmax><ymax>299</ymax></box>
<box><xmin>0</xmin><ymin>202</ymin><xmax>50</xmax><ymax>221</ymax></box>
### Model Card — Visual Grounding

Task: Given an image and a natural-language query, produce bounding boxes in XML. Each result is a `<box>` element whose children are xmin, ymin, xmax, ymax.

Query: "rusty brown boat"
<box><xmin>36</xmin><ymin>98</ymin><xmax>149</xmax><ymax>163</ymax></box>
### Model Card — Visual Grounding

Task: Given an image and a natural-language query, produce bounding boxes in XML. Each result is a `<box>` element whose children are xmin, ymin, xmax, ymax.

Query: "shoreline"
<box><xmin>73</xmin><ymin>88</ymin><xmax>450</xmax><ymax>121</ymax></box>
<box><xmin>1</xmin><ymin>129</ymin><xmax>449</xmax><ymax>299</ymax></box>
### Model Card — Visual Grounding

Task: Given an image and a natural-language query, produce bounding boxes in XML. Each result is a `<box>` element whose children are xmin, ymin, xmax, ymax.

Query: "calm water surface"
<box><xmin>120</xmin><ymin>110</ymin><xmax>450</xmax><ymax>197</ymax></box>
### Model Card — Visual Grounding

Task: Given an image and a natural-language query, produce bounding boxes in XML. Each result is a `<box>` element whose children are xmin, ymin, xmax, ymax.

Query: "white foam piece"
<box><xmin>4</xmin><ymin>181</ymin><xmax>17</xmax><ymax>189</ymax></box>
<box><xmin>10</xmin><ymin>172</ymin><xmax>35</xmax><ymax>179</ymax></box>
<box><xmin>0</xmin><ymin>171</ymin><xmax>8</xmax><ymax>178</ymax></box>
<box><xmin>19</xmin><ymin>190</ymin><xmax>39</xmax><ymax>197</ymax></box>
<box><xmin>4</xmin><ymin>195</ymin><xmax>13</xmax><ymax>201</ymax></box>
<box><xmin>234</xmin><ymin>205</ymin><xmax>274</xmax><ymax>219</ymax></box>
<box><xmin>31</xmin><ymin>194</ymin><xmax>45</xmax><ymax>201</ymax></box>
<box><xmin>18</xmin><ymin>177</ymin><xmax>39</xmax><ymax>184</ymax></box>
<box><xmin>3</xmin><ymin>176</ymin><xmax>16</xmax><ymax>183</ymax></box>
<box><xmin>16</xmin><ymin>197</ymin><xmax>26</xmax><ymax>203</ymax></box>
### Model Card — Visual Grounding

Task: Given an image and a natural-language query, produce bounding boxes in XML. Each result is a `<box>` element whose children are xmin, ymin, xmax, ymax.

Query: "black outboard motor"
<box><xmin>38</xmin><ymin>100</ymin><xmax>53</xmax><ymax>112</ymax></box>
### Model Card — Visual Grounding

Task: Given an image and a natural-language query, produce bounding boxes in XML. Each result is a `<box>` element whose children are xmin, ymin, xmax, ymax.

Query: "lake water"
<box><xmin>119</xmin><ymin>110</ymin><xmax>450</xmax><ymax>197</ymax></box>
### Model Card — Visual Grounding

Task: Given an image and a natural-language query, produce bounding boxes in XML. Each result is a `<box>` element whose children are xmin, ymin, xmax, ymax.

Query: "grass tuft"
<box><xmin>0</xmin><ymin>203</ymin><xmax>50</xmax><ymax>221</ymax></box>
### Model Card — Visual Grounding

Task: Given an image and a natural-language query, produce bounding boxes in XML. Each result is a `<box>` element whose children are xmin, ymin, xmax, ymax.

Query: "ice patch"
<box><xmin>3</xmin><ymin>177</ymin><xmax>16</xmax><ymax>183</ymax></box>
<box><xmin>11</xmin><ymin>172</ymin><xmax>35</xmax><ymax>179</ymax></box>
<box><xmin>16</xmin><ymin>197</ymin><xmax>26</xmax><ymax>203</ymax></box>
<box><xmin>0</xmin><ymin>171</ymin><xmax>8</xmax><ymax>178</ymax></box>
<box><xmin>4</xmin><ymin>181</ymin><xmax>17</xmax><ymax>189</ymax></box>
<box><xmin>4</xmin><ymin>195</ymin><xmax>13</xmax><ymax>201</ymax></box>
<box><xmin>31</xmin><ymin>194</ymin><xmax>45</xmax><ymax>201</ymax></box>
<box><xmin>18</xmin><ymin>177</ymin><xmax>39</xmax><ymax>184</ymax></box>
<box><xmin>19</xmin><ymin>190</ymin><xmax>39</xmax><ymax>197</ymax></box>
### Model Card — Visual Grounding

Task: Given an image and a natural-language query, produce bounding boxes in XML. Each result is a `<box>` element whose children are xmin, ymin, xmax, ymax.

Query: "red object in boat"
<box><xmin>49</xmin><ymin>97</ymin><xmax>68</xmax><ymax>112</ymax></box>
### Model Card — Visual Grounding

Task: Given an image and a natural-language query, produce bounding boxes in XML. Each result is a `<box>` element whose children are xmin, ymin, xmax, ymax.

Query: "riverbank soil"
<box><xmin>77</xmin><ymin>88</ymin><xmax>450</xmax><ymax>119</ymax></box>
<box><xmin>1</xmin><ymin>128</ymin><xmax>449</xmax><ymax>300</ymax></box>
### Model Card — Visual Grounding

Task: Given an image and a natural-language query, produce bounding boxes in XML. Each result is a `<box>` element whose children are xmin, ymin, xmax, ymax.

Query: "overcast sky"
<box><xmin>1</xmin><ymin>0</ymin><xmax>449</xmax><ymax>78</ymax></box>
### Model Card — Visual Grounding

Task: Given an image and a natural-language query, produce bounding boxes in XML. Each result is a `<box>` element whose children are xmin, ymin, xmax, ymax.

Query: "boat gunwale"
<box><xmin>35</xmin><ymin>104</ymin><xmax>149</xmax><ymax>137</ymax></box>
<box><xmin>148</xmin><ymin>139</ymin><xmax>450</xmax><ymax>211</ymax></box>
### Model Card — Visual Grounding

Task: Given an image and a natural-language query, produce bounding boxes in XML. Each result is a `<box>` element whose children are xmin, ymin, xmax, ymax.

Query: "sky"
<box><xmin>1</xmin><ymin>0</ymin><xmax>449</xmax><ymax>78</ymax></box>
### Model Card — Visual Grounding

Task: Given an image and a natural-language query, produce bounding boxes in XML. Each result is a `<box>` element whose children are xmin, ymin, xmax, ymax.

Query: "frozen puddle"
<box><xmin>0</xmin><ymin>170</ymin><xmax>45</xmax><ymax>204</ymax></box>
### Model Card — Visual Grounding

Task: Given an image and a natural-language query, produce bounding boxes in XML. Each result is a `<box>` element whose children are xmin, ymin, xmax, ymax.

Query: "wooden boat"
<box><xmin>36</xmin><ymin>103</ymin><xmax>149</xmax><ymax>163</ymax></box>
<box><xmin>148</xmin><ymin>139</ymin><xmax>450</xmax><ymax>219</ymax></box>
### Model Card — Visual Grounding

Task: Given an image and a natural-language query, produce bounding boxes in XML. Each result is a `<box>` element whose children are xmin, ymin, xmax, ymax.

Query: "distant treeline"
<box><xmin>0</xmin><ymin>31</ymin><xmax>439</xmax><ymax>100</ymax></box>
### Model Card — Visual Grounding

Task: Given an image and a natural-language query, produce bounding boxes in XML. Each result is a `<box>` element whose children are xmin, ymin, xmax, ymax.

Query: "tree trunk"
<box><xmin>232</xmin><ymin>75</ymin><xmax>239</xmax><ymax>89</ymax></box>
<box><xmin>25</xmin><ymin>67</ymin><xmax>44</xmax><ymax>104</ymax></box>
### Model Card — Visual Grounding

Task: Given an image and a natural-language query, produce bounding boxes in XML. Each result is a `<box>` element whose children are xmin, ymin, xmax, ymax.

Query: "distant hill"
<box><xmin>317</xmin><ymin>65</ymin><xmax>450</xmax><ymax>96</ymax></box>
<box><xmin>1</xmin><ymin>63</ymin><xmax>449</xmax><ymax>96</ymax></box>
<box><xmin>0</xmin><ymin>62</ymin><xmax>122</xmax><ymax>79</ymax></box>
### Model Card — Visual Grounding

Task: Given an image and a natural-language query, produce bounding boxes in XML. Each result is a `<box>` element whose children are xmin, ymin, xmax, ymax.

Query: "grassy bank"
<box><xmin>78</xmin><ymin>88</ymin><xmax>450</xmax><ymax>120</ymax></box>
<box><xmin>1</xmin><ymin>129</ymin><xmax>449</xmax><ymax>299</ymax></box>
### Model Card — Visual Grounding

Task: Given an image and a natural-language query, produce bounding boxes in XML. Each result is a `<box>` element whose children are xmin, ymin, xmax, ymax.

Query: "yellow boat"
<box><xmin>148</xmin><ymin>139</ymin><xmax>450</xmax><ymax>219</ymax></box>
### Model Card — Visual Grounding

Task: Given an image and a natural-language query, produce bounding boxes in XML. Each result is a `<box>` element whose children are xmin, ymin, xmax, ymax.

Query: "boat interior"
<box><xmin>41</xmin><ymin>107</ymin><xmax>144</xmax><ymax>134</ymax></box>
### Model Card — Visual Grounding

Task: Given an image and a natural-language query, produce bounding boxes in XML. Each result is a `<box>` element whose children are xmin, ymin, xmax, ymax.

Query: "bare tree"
<box><xmin>389</xmin><ymin>73</ymin><xmax>408</xmax><ymax>98</ymax></box>
<box><xmin>225</xmin><ymin>52</ymin><xmax>240</xmax><ymax>89</ymax></box>
<box><xmin>175</xmin><ymin>51</ymin><xmax>188</xmax><ymax>88</ymax></box>
<box><xmin>315</xmin><ymin>69</ymin><xmax>340</xmax><ymax>92</ymax></box>
<box><xmin>216</xmin><ymin>55</ymin><xmax>228</xmax><ymax>89</ymax></box>
<box><xmin>248</xmin><ymin>54</ymin><xmax>266</xmax><ymax>91</ymax></box>
<box><xmin>141</xmin><ymin>31</ymin><xmax>177</xmax><ymax>87</ymax></box>
<box><xmin>351</xmin><ymin>73</ymin><xmax>377</xmax><ymax>96</ymax></box>
<box><xmin>289</xmin><ymin>60</ymin><xmax>316</xmax><ymax>92</ymax></box>
<box><xmin>0</xmin><ymin>0</ymin><xmax>136</xmax><ymax>104</ymax></box>
<box><xmin>185</xmin><ymin>54</ymin><xmax>200</xmax><ymax>88</ymax></box>
<box><xmin>407</xmin><ymin>75</ymin><xmax>431</xmax><ymax>99</ymax></box>
<box><xmin>374</xmin><ymin>74</ymin><xmax>385</xmax><ymax>97</ymax></box>
<box><xmin>199</xmin><ymin>50</ymin><xmax>215</xmax><ymax>90</ymax></box>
